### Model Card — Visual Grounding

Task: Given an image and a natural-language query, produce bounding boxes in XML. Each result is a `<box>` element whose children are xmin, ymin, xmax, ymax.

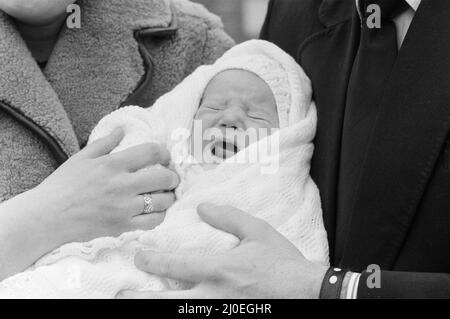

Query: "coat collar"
<box><xmin>0</xmin><ymin>11</ymin><xmax>79</xmax><ymax>158</ymax></box>
<box><xmin>0</xmin><ymin>0</ymin><xmax>176</xmax><ymax>162</ymax></box>
<box><xmin>319</xmin><ymin>0</ymin><xmax>356</xmax><ymax>27</ymax></box>
<box><xmin>355</xmin><ymin>0</ymin><xmax>421</xmax><ymax>20</ymax></box>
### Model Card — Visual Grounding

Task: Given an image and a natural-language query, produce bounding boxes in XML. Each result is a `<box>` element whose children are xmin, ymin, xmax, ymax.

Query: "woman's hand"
<box><xmin>118</xmin><ymin>204</ymin><xmax>328</xmax><ymax>299</ymax></box>
<box><xmin>33</xmin><ymin>128</ymin><xmax>179</xmax><ymax>243</ymax></box>
<box><xmin>0</xmin><ymin>128</ymin><xmax>178</xmax><ymax>280</ymax></box>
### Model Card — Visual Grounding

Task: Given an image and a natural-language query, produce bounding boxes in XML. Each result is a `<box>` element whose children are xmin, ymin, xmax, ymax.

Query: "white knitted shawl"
<box><xmin>0</xmin><ymin>40</ymin><xmax>329</xmax><ymax>298</ymax></box>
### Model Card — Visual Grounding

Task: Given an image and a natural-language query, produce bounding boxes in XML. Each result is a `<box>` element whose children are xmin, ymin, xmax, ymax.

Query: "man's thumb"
<box><xmin>197</xmin><ymin>203</ymin><xmax>268</xmax><ymax>240</ymax></box>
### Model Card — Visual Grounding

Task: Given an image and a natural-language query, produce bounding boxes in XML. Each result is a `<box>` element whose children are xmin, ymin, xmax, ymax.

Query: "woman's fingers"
<box><xmin>77</xmin><ymin>128</ymin><xmax>124</xmax><ymax>159</ymax></box>
<box><xmin>146</xmin><ymin>192</ymin><xmax>176</xmax><ymax>213</ymax></box>
<box><xmin>129</xmin><ymin>192</ymin><xmax>175</xmax><ymax>217</ymax></box>
<box><xmin>134</xmin><ymin>250</ymin><xmax>221</xmax><ymax>283</ymax></box>
<box><xmin>108</xmin><ymin>143</ymin><xmax>171</xmax><ymax>171</ymax></box>
<box><xmin>130</xmin><ymin>212</ymin><xmax>166</xmax><ymax>231</ymax></box>
<box><xmin>130</xmin><ymin>168</ymin><xmax>179</xmax><ymax>194</ymax></box>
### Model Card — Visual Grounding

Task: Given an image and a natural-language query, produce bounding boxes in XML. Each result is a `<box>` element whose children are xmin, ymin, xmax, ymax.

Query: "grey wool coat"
<box><xmin>0</xmin><ymin>0</ymin><xmax>234</xmax><ymax>202</ymax></box>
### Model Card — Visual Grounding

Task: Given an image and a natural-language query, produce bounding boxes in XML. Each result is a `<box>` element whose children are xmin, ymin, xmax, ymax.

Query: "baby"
<box><xmin>0</xmin><ymin>40</ymin><xmax>329</xmax><ymax>298</ymax></box>
<box><xmin>193</xmin><ymin>69</ymin><xmax>279</xmax><ymax>162</ymax></box>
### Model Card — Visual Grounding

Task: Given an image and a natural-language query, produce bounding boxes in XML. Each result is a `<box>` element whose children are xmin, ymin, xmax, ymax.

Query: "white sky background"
<box><xmin>242</xmin><ymin>0</ymin><xmax>270</xmax><ymax>38</ymax></box>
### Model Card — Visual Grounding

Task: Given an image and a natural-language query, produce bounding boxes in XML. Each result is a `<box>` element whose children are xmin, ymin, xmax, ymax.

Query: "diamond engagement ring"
<box><xmin>142</xmin><ymin>193</ymin><xmax>154</xmax><ymax>214</ymax></box>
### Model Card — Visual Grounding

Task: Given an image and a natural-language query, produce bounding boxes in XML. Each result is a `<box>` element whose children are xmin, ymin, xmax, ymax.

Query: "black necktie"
<box><xmin>336</xmin><ymin>0</ymin><xmax>410</xmax><ymax>262</ymax></box>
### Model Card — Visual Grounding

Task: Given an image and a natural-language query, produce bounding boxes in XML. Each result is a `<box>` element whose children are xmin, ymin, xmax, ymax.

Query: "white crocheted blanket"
<box><xmin>0</xmin><ymin>40</ymin><xmax>329</xmax><ymax>298</ymax></box>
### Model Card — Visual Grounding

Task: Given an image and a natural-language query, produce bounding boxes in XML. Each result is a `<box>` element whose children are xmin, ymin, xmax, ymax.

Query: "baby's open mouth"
<box><xmin>211</xmin><ymin>140</ymin><xmax>239</xmax><ymax>160</ymax></box>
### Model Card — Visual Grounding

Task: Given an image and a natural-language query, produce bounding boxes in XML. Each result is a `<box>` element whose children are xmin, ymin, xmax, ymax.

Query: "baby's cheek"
<box><xmin>195</xmin><ymin>113</ymin><xmax>216</xmax><ymax>132</ymax></box>
<box><xmin>247</xmin><ymin>119</ymin><xmax>271</xmax><ymax>132</ymax></box>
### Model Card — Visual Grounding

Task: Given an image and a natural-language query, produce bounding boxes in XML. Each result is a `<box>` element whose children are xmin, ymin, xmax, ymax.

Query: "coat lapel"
<box><xmin>45</xmin><ymin>0</ymin><xmax>174</xmax><ymax>145</ymax></box>
<box><xmin>0</xmin><ymin>0</ymin><xmax>175</xmax><ymax>160</ymax></box>
<box><xmin>298</xmin><ymin>0</ymin><xmax>359</xmax><ymax>263</ymax></box>
<box><xmin>341</xmin><ymin>0</ymin><xmax>450</xmax><ymax>270</ymax></box>
<box><xmin>0</xmin><ymin>12</ymin><xmax>80</xmax><ymax>160</ymax></box>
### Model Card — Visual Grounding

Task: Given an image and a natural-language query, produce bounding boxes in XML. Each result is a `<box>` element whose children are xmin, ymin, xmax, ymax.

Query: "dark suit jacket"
<box><xmin>261</xmin><ymin>0</ymin><xmax>450</xmax><ymax>299</ymax></box>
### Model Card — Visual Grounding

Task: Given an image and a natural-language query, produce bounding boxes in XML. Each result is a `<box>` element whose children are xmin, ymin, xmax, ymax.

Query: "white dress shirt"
<box><xmin>356</xmin><ymin>0</ymin><xmax>422</xmax><ymax>48</ymax></box>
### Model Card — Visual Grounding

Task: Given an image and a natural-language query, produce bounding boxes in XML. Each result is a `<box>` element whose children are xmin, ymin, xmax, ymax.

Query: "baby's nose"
<box><xmin>218</xmin><ymin>106</ymin><xmax>246</xmax><ymax>130</ymax></box>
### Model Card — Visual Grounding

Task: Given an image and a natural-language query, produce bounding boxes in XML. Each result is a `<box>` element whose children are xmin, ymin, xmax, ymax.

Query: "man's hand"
<box><xmin>117</xmin><ymin>204</ymin><xmax>328</xmax><ymax>299</ymax></box>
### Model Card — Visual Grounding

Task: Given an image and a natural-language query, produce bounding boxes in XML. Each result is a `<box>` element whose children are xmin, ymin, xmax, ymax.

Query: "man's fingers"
<box><xmin>78</xmin><ymin>128</ymin><xmax>124</xmax><ymax>159</ymax></box>
<box><xmin>134</xmin><ymin>250</ymin><xmax>220</xmax><ymax>283</ymax></box>
<box><xmin>197</xmin><ymin>204</ymin><xmax>272</xmax><ymax>241</ymax></box>
<box><xmin>108</xmin><ymin>143</ymin><xmax>171</xmax><ymax>172</ymax></box>
<box><xmin>130</xmin><ymin>169</ymin><xmax>179</xmax><ymax>194</ymax></box>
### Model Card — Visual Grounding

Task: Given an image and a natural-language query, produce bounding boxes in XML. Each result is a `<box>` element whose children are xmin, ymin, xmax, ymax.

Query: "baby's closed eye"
<box><xmin>248</xmin><ymin>112</ymin><xmax>267</xmax><ymax>119</ymax></box>
<box><xmin>201</xmin><ymin>103</ymin><xmax>225</xmax><ymax>111</ymax></box>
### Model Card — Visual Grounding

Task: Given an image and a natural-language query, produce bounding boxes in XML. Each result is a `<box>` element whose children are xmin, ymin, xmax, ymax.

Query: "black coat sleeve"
<box><xmin>358</xmin><ymin>271</ymin><xmax>450</xmax><ymax>299</ymax></box>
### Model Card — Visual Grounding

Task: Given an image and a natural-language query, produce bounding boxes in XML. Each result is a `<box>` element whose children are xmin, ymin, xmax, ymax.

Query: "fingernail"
<box><xmin>137</xmin><ymin>249</ymin><xmax>157</xmax><ymax>261</ymax></box>
<box><xmin>112</xmin><ymin>127</ymin><xmax>124</xmax><ymax>137</ymax></box>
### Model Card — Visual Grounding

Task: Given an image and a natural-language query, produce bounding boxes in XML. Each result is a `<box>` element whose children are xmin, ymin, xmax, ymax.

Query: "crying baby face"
<box><xmin>193</xmin><ymin>69</ymin><xmax>279</xmax><ymax>161</ymax></box>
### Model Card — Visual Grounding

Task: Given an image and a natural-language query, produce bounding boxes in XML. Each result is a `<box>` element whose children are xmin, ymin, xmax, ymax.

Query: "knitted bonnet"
<box><xmin>200</xmin><ymin>40</ymin><xmax>310</xmax><ymax>129</ymax></box>
<box><xmin>108</xmin><ymin>40</ymin><xmax>314</xmax><ymax>153</ymax></box>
